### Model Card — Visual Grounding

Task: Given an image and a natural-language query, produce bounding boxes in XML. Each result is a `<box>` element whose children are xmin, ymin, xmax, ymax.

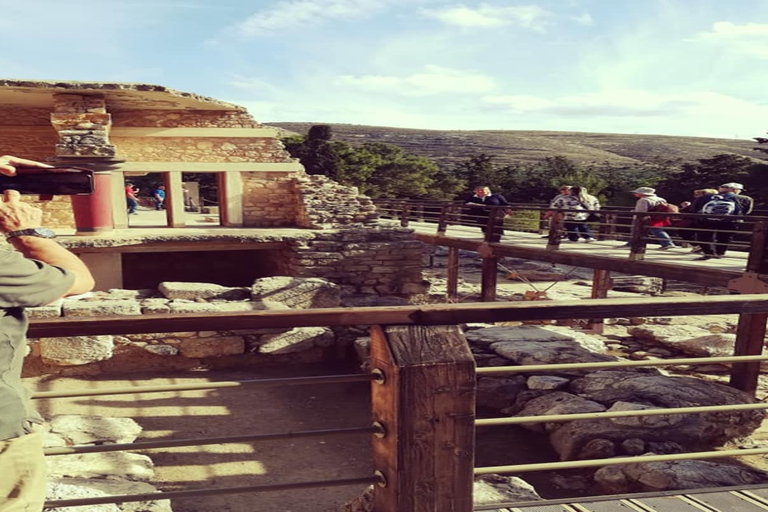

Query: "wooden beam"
<box><xmin>587</xmin><ymin>269</ymin><xmax>611</xmax><ymax>333</ymax></box>
<box><xmin>370</xmin><ymin>325</ymin><xmax>475</xmax><ymax>512</ymax></box>
<box><xmin>27</xmin><ymin>294</ymin><xmax>768</xmax><ymax>338</ymax></box>
<box><xmin>447</xmin><ymin>247</ymin><xmax>459</xmax><ymax>301</ymax></box>
<box><xmin>481</xmin><ymin>256</ymin><xmax>498</xmax><ymax>302</ymax></box>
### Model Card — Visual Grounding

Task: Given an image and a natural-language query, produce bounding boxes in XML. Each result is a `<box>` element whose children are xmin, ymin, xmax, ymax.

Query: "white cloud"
<box><xmin>572</xmin><ymin>12</ymin><xmax>593</xmax><ymax>26</ymax></box>
<box><xmin>688</xmin><ymin>22</ymin><xmax>768</xmax><ymax>59</ymax></box>
<box><xmin>421</xmin><ymin>3</ymin><xmax>552</xmax><ymax>30</ymax></box>
<box><xmin>234</xmin><ymin>0</ymin><xmax>384</xmax><ymax>36</ymax></box>
<box><xmin>335</xmin><ymin>65</ymin><xmax>497</xmax><ymax>96</ymax></box>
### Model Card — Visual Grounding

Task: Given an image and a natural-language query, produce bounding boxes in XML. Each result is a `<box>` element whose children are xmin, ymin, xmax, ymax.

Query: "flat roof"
<box><xmin>0</xmin><ymin>79</ymin><xmax>245</xmax><ymax>111</ymax></box>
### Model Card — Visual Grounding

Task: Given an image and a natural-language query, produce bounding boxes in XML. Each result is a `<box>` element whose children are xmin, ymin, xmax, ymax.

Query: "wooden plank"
<box><xmin>686</xmin><ymin>491</ymin><xmax>768</xmax><ymax>511</ymax></box>
<box><xmin>27</xmin><ymin>295</ymin><xmax>768</xmax><ymax>338</ymax></box>
<box><xmin>586</xmin><ymin>269</ymin><xmax>611</xmax><ymax>333</ymax></box>
<box><xmin>370</xmin><ymin>325</ymin><xmax>475</xmax><ymax>512</ymax></box>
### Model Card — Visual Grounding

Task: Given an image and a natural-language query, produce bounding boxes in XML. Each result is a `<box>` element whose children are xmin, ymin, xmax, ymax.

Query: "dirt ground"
<box><xmin>33</xmin><ymin>363</ymin><xmax>373</xmax><ymax>512</ymax></box>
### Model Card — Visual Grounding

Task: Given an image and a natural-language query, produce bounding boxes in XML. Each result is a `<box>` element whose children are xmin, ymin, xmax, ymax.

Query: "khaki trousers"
<box><xmin>0</xmin><ymin>432</ymin><xmax>46</xmax><ymax>512</ymax></box>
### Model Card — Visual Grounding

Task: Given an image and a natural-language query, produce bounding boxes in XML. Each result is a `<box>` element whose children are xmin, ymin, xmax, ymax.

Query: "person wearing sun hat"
<box><xmin>626</xmin><ymin>186</ymin><xmax>678</xmax><ymax>249</ymax></box>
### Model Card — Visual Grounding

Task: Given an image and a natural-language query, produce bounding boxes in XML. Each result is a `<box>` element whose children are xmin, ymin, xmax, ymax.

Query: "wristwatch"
<box><xmin>4</xmin><ymin>228</ymin><xmax>57</xmax><ymax>240</ymax></box>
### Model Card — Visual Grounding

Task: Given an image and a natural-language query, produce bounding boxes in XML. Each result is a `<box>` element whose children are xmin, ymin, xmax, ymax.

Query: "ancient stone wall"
<box><xmin>0</xmin><ymin>107</ymin><xmax>51</xmax><ymax>126</ymax></box>
<box><xmin>294</xmin><ymin>174</ymin><xmax>379</xmax><ymax>229</ymax></box>
<box><xmin>111</xmin><ymin>110</ymin><xmax>260</xmax><ymax>128</ymax></box>
<box><xmin>241</xmin><ymin>171</ymin><xmax>301</xmax><ymax>227</ymax></box>
<box><xmin>112</xmin><ymin>137</ymin><xmax>294</xmax><ymax>163</ymax></box>
<box><xmin>290</xmin><ymin>225</ymin><xmax>428</xmax><ymax>295</ymax></box>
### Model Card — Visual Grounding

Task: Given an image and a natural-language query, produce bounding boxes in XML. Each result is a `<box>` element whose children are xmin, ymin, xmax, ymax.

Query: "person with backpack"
<box><xmin>690</xmin><ymin>184</ymin><xmax>744</xmax><ymax>260</ymax></box>
<box><xmin>626</xmin><ymin>187</ymin><xmax>679</xmax><ymax>249</ymax></box>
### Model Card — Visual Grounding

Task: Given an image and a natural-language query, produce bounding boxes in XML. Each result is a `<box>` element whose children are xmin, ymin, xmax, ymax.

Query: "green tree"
<box><xmin>657</xmin><ymin>154</ymin><xmax>755</xmax><ymax>203</ymax></box>
<box><xmin>451</xmin><ymin>154</ymin><xmax>500</xmax><ymax>191</ymax></box>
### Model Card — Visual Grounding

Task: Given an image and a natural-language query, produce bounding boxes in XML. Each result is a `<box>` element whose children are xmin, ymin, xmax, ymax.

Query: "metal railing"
<box><xmin>30</xmin><ymin>294</ymin><xmax>768</xmax><ymax>511</ymax></box>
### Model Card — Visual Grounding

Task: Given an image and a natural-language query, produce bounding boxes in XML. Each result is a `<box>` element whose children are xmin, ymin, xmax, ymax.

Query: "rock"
<box><xmin>547</xmin><ymin>371</ymin><xmax>764</xmax><ymax>460</ymax></box>
<box><xmin>39</xmin><ymin>336</ymin><xmax>114</xmax><ymax>366</ymax></box>
<box><xmin>473</xmin><ymin>474</ymin><xmax>541</xmax><ymax>504</ymax></box>
<box><xmin>48</xmin><ymin>416</ymin><xmax>142</xmax><ymax>445</ymax></box>
<box><xmin>476</xmin><ymin>376</ymin><xmax>527</xmax><ymax>410</ymax></box>
<box><xmin>27</xmin><ymin>300</ymin><xmax>64</xmax><ymax>318</ymax></box>
<box><xmin>465</xmin><ymin>325</ymin><xmax>608</xmax><ymax>355</ymax></box>
<box><xmin>594</xmin><ymin>459</ymin><xmax>768</xmax><ymax>494</ymax></box>
<box><xmin>510</xmin><ymin>392</ymin><xmax>606</xmax><ymax>433</ymax></box>
<box><xmin>47</xmin><ymin>452</ymin><xmax>154</xmax><ymax>481</ymax></box>
<box><xmin>158</xmin><ymin>282</ymin><xmax>250</xmax><ymax>300</ymax></box>
<box><xmin>256</xmin><ymin>327</ymin><xmax>335</xmax><ymax>354</ymax></box>
<box><xmin>577</xmin><ymin>438</ymin><xmax>615</xmax><ymax>459</ymax></box>
<box><xmin>621</xmin><ymin>438</ymin><xmax>646</xmax><ymax>455</ymax></box>
<box><xmin>526</xmin><ymin>376</ymin><xmax>570</xmax><ymax>390</ymax></box>
<box><xmin>628</xmin><ymin>325</ymin><xmax>736</xmax><ymax>357</ymax></box>
<box><xmin>251</xmin><ymin>276</ymin><xmax>341</xmax><ymax>308</ymax></box>
<box><xmin>611</xmin><ymin>276</ymin><xmax>664</xmax><ymax>294</ymax></box>
<box><xmin>47</xmin><ymin>478</ymin><xmax>171</xmax><ymax>512</ymax></box>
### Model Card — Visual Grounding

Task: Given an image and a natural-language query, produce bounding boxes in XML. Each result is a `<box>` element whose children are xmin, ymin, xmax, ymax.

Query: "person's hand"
<box><xmin>0</xmin><ymin>189</ymin><xmax>43</xmax><ymax>233</ymax></box>
<box><xmin>0</xmin><ymin>155</ymin><xmax>52</xmax><ymax>176</ymax></box>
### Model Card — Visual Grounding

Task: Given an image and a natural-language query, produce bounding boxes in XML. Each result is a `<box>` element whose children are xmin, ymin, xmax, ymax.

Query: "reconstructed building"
<box><xmin>0</xmin><ymin>79</ymin><xmax>427</xmax><ymax>295</ymax></box>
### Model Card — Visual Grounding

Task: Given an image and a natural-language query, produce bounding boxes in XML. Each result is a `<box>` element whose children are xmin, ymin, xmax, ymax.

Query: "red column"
<box><xmin>71</xmin><ymin>171</ymin><xmax>114</xmax><ymax>234</ymax></box>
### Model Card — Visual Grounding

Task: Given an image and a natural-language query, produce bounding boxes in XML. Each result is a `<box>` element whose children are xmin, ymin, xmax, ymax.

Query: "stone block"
<box><xmin>49</xmin><ymin>415</ymin><xmax>142</xmax><ymax>445</ymax></box>
<box><xmin>159</xmin><ymin>282</ymin><xmax>250</xmax><ymax>300</ymax></box>
<box><xmin>63</xmin><ymin>300</ymin><xmax>141</xmax><ymax>317</ymax></box>
<box><xmin>257</xmin><ymin>327</ymin><xmax>335</xmax><ymax>354</ymax></box>
<box><xmin>46</xmin><ymin>452</ymin><xmax>154</xmax><ymax>481</ymax></box>
<box><xmin>39</xmin><ymin>336</ymin><xmax>114</xmax><ymax>366</ymax></box>
<box><xmin>251</xmin><ymin>277</ymin><xmax>341</xmax><ymax>309</ymax></box>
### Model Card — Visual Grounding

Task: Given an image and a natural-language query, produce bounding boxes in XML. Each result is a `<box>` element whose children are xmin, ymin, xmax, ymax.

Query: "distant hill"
<box><xmin>267</xmin><ymin>122</ymin><xmax>762</xmax><ymax>168</ymax></box>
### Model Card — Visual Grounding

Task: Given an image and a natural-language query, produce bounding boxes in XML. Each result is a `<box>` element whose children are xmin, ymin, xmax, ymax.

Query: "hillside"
<box><xmin>267</xmin><ymin>122</ymin><xmax>761</xmax><ymax>168</ymax></box>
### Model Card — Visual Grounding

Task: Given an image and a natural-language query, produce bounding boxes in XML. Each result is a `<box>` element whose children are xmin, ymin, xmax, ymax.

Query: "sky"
<box><xmin>1</xmin><ymin>0</ymin><xmax>767</xmax><ymax>140</ymax></box>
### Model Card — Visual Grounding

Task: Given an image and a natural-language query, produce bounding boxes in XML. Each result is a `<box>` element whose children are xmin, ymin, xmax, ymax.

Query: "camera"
<box><xmin>0</xmin><ymin>167</ymin><xmax>94</xmax><ymax>196</ymax></box>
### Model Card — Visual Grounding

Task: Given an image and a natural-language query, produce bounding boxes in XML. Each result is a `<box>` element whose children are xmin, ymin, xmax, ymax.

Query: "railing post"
<box><xmin>447</xmin><ymin>246</ymin><xmax>459</xmax><ymax>301</ymax></box>
<box><xmin>546</xmin><ymin>212</ymin><xmax>563</xmax><ymax>250</ymax></box>
<box><xmin>437</xmin><ymin>204</ymin><xmax>451</xmax><ymax>235</ymax></box>
<box><xmin>480</xmin><ymin>254</ymin><xmax>498</xmax><ymax>302</ymax></box>
<box><xmin>729</xmin><ymin>220</ymin><xmax>768</xmax><ymax>396</ymax></box>
<box><xmin>369</xmin><ymin>325</ymin><xmax>476</xmax><ymax>512</ymax></box>
<box><xmin>399</xmin><ymin>201</ymin><xmax>411</xmax><ymax>228</ymax></box>
<box><xmin>586</xmin><ymin>269</ymin><xmax>611</xmax><ymax>333</ymax></box>
<box><xmin>628</xmin><ymin>213</ymin><xmax>648</xmax><ymax>261</ymax></box>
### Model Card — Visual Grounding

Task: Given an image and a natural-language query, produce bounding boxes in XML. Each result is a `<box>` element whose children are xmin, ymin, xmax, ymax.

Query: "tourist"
<box><xmin>690</xmin><ymin>183</ymin><xmax>746</xmax><ymax>260</ymax></box>
<box><xmin>125</xmin><ymin>182</ymin><xmax>139</xmax><ymax>215</ymax></box>
<box><xmin>627</xmin><ymin>187</ymin><xmax>678</xmax><ymax>249</ymax></box>
<box><xmin>549</xmin><ymin>186</ymin><xmax>599</xmax><ymax>242</ymax></box>
<box><xmin>0</xmin><ymin>155</ymin><xmax>95</xmax><ymax>511</ymax></box>
<box><xmin>542</xmin><ymin>186</ymin><xmax>572</xmax><ymax>238</ymax></box>
<box><xmin>679</xmin><ymin>189</ymin><xmax>717</xmax><ymax>253</ymax></box>
<box><xmin>464</xmin><ymin>186</ymin><xmax>512</xmax><ymax>242</ymax></box>
<box><xmin>151</xmin><ymin>185</ymin><xmax>166</xmax><ymax>210</ymax></box>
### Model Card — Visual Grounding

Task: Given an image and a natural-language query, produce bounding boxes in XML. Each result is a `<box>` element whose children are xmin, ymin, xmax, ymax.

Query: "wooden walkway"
<box><xmin>479</xmin><ymin>486</ymin><xmax>768</xmax><ymax>511</ymax></box>
<box><xmin>407</xmin><ymin>222</ymin><xmax>765</xmax><ymax>291</ymax></box>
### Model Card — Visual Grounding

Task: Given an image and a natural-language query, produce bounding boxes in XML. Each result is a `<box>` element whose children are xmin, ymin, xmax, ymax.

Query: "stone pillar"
<box><xmin>51</xmin><ymin>94</ymin><xmax>116</xmax><ymax>234</ymax></box>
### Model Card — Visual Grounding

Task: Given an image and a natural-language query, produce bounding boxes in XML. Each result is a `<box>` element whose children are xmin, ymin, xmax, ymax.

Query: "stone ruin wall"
<box><xmin>110</xmin><ymin>109</ymin><xmax>262</xmax><ymax>128</ymax></box>
<box><xmin>241</xmin><ymin>171</ymin><xmax>300</xmax><ymax>226</ymax></box>
<box><xmin>21</xmin><ymin>278</ymin><xmax>366</xmax><ymax>378</ymax></box>
<box><xmin>0</xmin><ymin>108</ymin><xmax>76</xmax><ymax>228</ymax></box>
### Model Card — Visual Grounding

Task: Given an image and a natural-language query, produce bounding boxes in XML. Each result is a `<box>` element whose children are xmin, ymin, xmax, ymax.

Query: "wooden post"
<box><xmin>586</xmin><ymin>269</ymin><xmax>611</xmax><ymax>333</ymax></box>
<box><xmin>628</xmin><ymin>214</ymin><xmax>647</xmax><ymax>261</ymax></box>
<box><xmin>437</xmin><ymin>204</ymin><xmax>450</xmax><ymax>235</ymax></box>
<box><xmin>730</xmin><ymin>313</ymin><xmax>768</xmax><ymax>397</ymax></box>
<box><xmin>729</xmin><ymin>220</ymin><xmax>768</xmax><ymax>396</ymax></box>
<box><xmin>370</xmin><ymin>325</ymin><xmax>476</xmax><ymax>512</ymax></box>
<box><xmin>481</xmin><ymin>255</ymin><xmax>498</xmax><ymax>302</ymax></box>
<box><xmin>447</xmin><ymin>247</ymin><xmax>459</xmax><ymax>301</ymax></box>
<box><xmin>546</xmin><ymin>212</ymin><xmax>563</xmax><ymax>251</ymax></box>
<box><xmin>399</xmin><ymin>202</ymin><xmax>411</xmax><ymax>228</ymax></box>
